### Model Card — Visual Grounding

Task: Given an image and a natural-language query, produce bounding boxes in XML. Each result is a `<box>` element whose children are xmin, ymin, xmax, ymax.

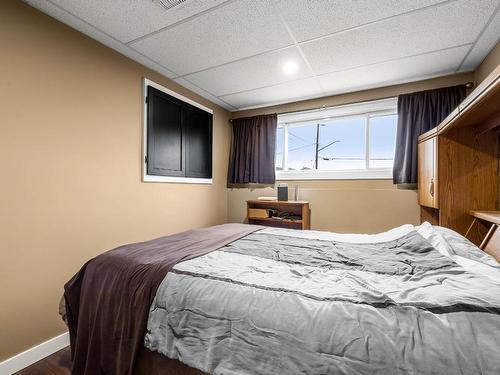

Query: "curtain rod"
<box><xmin>228</xmin><ymin>81</ymin><xmax>474</xmax><ymax>122</ymax></box>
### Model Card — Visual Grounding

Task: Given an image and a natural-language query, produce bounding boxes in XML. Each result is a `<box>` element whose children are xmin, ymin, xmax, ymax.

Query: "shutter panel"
<box><xmin>184</xmin><ymin>104</ymin><xmax>213</xmax><ymax>178</ymax></box>
<box><xmin>147</xmin><ymin>86</ymin><xmax>185</xmax><ymax>177</ymax></box>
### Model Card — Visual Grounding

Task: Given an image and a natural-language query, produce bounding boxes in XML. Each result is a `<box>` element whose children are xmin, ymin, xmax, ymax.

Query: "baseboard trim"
<box><xmin>0</xmin><ymin>332</ymin><xmax>69</xmax><ymax>374</ymax></box>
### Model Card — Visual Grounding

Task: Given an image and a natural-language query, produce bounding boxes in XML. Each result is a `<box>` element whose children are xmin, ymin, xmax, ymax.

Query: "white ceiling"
<box><xmin>25</xmin><ymin>0</ymin><xmax>500</xmax><ymax>111</ymax></box>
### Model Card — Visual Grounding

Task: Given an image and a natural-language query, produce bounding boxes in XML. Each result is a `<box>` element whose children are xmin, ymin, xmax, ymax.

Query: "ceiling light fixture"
<box><xmin>283</xmin><ymin>60</ymin><xmax>299</xmax><ymax>75</ymax></box>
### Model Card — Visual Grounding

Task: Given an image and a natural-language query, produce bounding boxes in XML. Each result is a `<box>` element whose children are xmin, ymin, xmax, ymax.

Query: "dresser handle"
<box><xmin>429</xmin><ymin>179</ymin><xmax>434</xmax><ymax>197</ymax></box>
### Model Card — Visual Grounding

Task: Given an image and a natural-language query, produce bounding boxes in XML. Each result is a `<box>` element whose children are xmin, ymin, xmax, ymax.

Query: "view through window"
<box><xmin>276</xmin><ymin>99</ymin><xmax>397</xmax><ymax>179</ymax></box>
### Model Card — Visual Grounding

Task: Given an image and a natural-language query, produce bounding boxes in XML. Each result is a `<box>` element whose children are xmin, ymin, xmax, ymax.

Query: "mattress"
<box><xmin>144</xmin><ymin>224</ymin><xmax>500</xmax><ymax>375</ymax></box>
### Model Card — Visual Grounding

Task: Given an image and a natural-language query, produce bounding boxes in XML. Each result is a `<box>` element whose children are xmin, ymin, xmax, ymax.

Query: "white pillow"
<box><xmin>415</xmin><ymin>221</ymin><xmax>452</xmax><ymax>257</ymax></box>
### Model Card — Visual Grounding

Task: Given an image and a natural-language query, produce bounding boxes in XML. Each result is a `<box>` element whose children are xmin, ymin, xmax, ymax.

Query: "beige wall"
<box><xmin>475</xmin><ymin>41</ymin><xmax>500</xmax><ymax>84</ymax></box>
<box><xmin>0</xmin><ymin>1</ymin><xmax>231</xmax><ymax>361</ymax></box>
<box><xmin>228</xmin><ymin>73</ymin><xmax>475</xmax><ymax>234</ymax></box>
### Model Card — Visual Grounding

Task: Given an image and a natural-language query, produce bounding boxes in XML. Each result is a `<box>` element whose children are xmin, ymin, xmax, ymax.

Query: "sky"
<box><xmin>276</xmin><ymin>114</ymin><xmax>397</xmax><ymax>170</ymax></box>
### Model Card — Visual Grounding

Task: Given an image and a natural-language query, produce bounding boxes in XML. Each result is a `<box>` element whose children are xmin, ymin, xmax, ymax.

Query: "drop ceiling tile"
<box><xmin>24</xmin><ymin>0</ymin><xmax>178</xmax><ymax>78</ymax></box>
<box><xmin>460</xmin><ymin>7</ymin><xmax>500</xmax><ymax>71</ymax></box>
<box><xmin>301</xmin><ymin>0</ymin><xmax>498</xmax><ymax>75</ymax></box>
<box><xmin>183</xmin><ymin>46</ymin><xmax>312</xmax><ymax>97</ymax></box>
<box><xmin>318</xmin><ymin>45</ymin><xmax>470</xmax><ymax>95</ymax></box>
<box><xmin>34</xmin><ymin>0</ymin><xmax>228</xmax><ymax>43</ymax></box>
<box><xmin>275</xmin><ymin>0</ymin><xmax>447</xmax><ymax>42</ymax></box>
<box><xmin>220</xmin><ymin>78</ymin><xmax>324</xmax><ymax>110</ymax></box>
<box><xmin>129</xmin><ymin>0</ymin><xmax>293</xmax><ymax>76</ymax></box>
<box><xmin>173</xmin><ymin>78</ymin><xmax>237</xmax><ymax>111</ymax></box>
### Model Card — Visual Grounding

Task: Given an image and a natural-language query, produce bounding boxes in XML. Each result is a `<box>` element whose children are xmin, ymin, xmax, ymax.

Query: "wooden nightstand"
<box><xmin>246</xmin><ymin>200</ymin><xmax>310</xmax><ymax>230</ymax></box>
<box><xmin>465</xmin><ymin>210</ymin><xmax>500</xmax><ymax>262</ymax></box>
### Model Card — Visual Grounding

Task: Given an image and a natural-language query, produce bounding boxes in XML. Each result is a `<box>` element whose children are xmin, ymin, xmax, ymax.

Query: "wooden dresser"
<box><xmin>417</xmin><ymin>65</ymin><xmax>500</xmax><ymax>246</ymax></box>
<box><xmin>246</xmin><ymin>200</ymin><xmax>310</xmax><ymax>230</ymax></box>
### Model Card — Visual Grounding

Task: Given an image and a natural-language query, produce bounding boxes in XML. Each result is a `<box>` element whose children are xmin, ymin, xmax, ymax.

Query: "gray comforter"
<box><xmin>144</xmin><ymin>226</ymin><xmax>500</xmax><ymax>375</ymax></box>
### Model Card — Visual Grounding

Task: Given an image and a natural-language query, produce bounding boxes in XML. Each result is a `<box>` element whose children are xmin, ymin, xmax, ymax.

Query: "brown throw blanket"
<box><xmin>64</xmin><ymin>223</ymin><xmax>261</xmax><ymax>375</ymax></box>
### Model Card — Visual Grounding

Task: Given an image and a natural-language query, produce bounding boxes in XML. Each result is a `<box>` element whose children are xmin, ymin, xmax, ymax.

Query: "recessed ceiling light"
<box><xmin>283</xmin><ymin>61</ymin><xmax>299</xmax><ymax>75</ymax></box>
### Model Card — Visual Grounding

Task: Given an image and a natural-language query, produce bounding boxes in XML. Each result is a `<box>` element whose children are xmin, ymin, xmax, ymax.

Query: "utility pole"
<box><xmin>315</xmin><ymin>123</ymin><xmax>320</xmax><ymax>169</ymax></box>
<box><xmin>315</xmin><ymin>123</ymin><xmax>339</xmax><ymax>169</ymax></box>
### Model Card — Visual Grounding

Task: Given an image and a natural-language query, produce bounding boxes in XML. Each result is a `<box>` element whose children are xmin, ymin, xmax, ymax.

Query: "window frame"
<box><xmin>142</xmin><ymin>78</ymin><xmax>214</xmax><ymax>184</ymax></box>
<box><xmin>276</xmin><ymin>98</ymin><xmax>397</xmax><ymax>181</ymax></box>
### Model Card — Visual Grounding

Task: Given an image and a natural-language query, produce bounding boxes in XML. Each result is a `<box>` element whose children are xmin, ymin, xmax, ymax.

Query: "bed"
<box><xmin>63</xmin><ymin>222</ymin><xmax>500</xmax><ymax>375</ymax></box>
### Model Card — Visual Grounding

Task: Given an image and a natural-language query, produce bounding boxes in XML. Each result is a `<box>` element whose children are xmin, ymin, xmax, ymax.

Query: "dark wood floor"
<box><xmin>15</xmin><ymin>347</ymin><xmax>71</xmax><ymax>375</ymax></box>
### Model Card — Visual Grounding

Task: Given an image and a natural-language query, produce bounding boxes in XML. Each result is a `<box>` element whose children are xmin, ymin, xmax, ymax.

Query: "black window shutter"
<box><xmin>147</xmin><ymin>86</ymin><xmax>185</xmax><ymax>176</ymax></box>
<box><xmin>184</xmin><ymin>104</ymin><xmax>212</xmax><ymax>178</ymax></box>
<box><xmin>146</xmin><ymin>85</ymin><xmax>212</xmax><ymax>179</ymax></box>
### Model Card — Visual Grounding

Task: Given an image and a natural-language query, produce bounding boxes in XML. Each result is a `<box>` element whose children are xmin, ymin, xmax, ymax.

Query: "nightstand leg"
<box><xmin>480</xmin><ymin>224</ymin><xmax>497</xmax><ymax>250</ymax></box>
<box><xmin>464</xmin><ymin>218</ymin><xmax>476</xmax><ymax>239</ymax></box>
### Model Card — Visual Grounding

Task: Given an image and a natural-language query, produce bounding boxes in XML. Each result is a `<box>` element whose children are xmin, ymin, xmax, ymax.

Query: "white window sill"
<box><xmin>275</xmin><ymin>169</ymin><xmax>392</xmax><ymax>181</ymax></box>
<box><xmin>143</xmin><ymin>175</ymin><xmax>213</xmax><ymax>184</ymax></box>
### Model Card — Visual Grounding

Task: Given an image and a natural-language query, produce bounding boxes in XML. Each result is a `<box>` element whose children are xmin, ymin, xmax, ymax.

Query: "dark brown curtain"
<box><xmin>228</xmin><ymin>114</ymin><xmax>277</xmax><ymax>184</ymax></box>
<box><xmin>393</xmin><ymin>85</ymin><xmax>466</xmax><ymax>184</ymax></box>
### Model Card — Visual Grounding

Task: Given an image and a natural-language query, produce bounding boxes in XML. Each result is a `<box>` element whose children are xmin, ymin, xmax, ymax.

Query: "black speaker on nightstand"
<box><xmin>277</xmin><ymin>183</ymin><xmax>288</xmax><ymax>201</ymax></box>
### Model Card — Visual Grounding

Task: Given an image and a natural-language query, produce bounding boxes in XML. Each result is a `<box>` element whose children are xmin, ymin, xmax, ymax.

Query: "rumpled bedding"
<box><xmin>144</xmin><ymin>224</ymin><xmax>500</xmax><ymax>375</ymax></box>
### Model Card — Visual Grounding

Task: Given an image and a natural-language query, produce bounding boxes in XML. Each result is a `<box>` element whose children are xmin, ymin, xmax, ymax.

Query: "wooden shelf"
<box><xmin>247</xmin><ymin>199</ymin><xmax>309</xmax><ymax>206</ymax></box>
<box><xmin>466</xmin><ymin>210</ymin><xmax>500</xmax><ymax>262</ymax></box>
<box><xmin>247</xmin><ymin>200</ymin><xmax>310</xmax><ymax>230</ymax></box>
<box><xmin>469</xmin><ymin>210</ymin><xmax>500</xmax><ymax>226</ymax></box>
<box><xmin>248</xmin><ymin>217</ymin><xmax>303</xmax><ymax>224</ymax></box>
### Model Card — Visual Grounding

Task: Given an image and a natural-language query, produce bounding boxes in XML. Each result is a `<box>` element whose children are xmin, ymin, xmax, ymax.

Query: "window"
<box><xmin>275</xmin><ymin>98</ymin><xmax>397</xmax><ymax>180</ymax></box>
<box><xmin>143</xmin><ymin>79</ymin><xmax>213</xmax><ymax>184</ymax></box>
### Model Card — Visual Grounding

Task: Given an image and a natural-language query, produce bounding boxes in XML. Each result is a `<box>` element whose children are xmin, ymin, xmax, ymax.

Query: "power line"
<box><xmin>288</xmin><ymin>130</ymin><xmax>309</xmax><ymax>144</ymax></box>
<box><xmin>288</xmin><ymin>143</ymin><xmax>316</xmax><ymax>152</ymax></box>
